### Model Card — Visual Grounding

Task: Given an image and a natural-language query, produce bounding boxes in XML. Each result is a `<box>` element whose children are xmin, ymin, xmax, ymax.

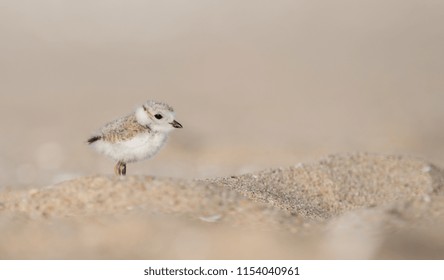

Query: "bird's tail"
<box><xmin>87</xmin><ymin>135</ymin><xmax>102</xmax><ymax>144</ymax></box>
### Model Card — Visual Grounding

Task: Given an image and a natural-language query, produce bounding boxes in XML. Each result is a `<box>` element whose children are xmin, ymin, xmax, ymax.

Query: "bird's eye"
<box><xmin>154</xmin><ymin>114</ymin><xmax>163</xmax><ymax>120</ymax></box>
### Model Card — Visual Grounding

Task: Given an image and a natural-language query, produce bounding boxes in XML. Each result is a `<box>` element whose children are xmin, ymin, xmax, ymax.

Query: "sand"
<box><xmin>1</xmin><ymin>153</ymin><xmax>444</xmax><ymax>259</ymax></box>
<box><xmin>1</xmin><ymin>0</ymin><xmax>444</xmax><ymax>259</ymax></box>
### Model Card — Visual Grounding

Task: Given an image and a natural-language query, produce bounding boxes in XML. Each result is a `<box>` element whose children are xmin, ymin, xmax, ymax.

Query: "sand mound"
<box><xmin>213</xmin><ymin>153</ymin><xmax>444</xmax><ymax>219</ymax></box>
<box><xmin>1</xmin><ymin>153</ymin><xmax>444</xmax><ymax>259</ymax></box>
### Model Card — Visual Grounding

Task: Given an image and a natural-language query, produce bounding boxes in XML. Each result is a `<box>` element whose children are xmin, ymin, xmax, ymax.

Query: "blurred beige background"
<box><xmin>1</xmin><ymin>0</ymin><xmax>443</xmax><ymax>187</ymax></box>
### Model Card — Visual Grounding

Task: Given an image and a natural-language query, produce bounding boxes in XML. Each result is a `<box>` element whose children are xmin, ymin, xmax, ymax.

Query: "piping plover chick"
<box><xmin>87</xmin><ymin>100</ymin><xmax>182</xmax><ymax>176</ymax></box>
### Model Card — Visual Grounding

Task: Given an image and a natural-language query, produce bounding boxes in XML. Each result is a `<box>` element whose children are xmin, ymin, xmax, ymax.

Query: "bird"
<box><xmin>87</xmin><ymin>100</ymin><xmax>182</xmax><ymax>176</ymax></box>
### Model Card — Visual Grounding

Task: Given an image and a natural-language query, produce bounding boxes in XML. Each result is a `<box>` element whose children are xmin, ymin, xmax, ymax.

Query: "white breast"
<box><xmin>92</xmin><ymin>132</ymin><xmax>168</xmax><ymax>163</ymax></box>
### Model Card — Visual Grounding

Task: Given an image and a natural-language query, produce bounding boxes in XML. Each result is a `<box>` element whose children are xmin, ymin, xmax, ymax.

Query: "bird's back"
<box><xmin>95</xmin><ymin>114</ymin><xmax>151</xmax><ymax>144</ymax></box>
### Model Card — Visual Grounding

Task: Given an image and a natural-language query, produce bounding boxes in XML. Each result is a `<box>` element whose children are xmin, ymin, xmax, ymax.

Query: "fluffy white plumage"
<box><xmin>91</xmin><ymin>131</ymin><xmax>168</xmax><ymax>163</ymax></box>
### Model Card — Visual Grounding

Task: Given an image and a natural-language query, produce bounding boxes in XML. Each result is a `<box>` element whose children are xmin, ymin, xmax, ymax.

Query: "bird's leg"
<box><xmin>114</xmin><ymin>161</ymin><xmax>126</xmax><ymax>176</ymax></box>
<box><xmin>120</xmin><ymin>162</ymin><xmax>127</xmax><ymax>176</ymax></box>
<box><xmin>114</xmin><ymin>162</ymin><xmax>121</xmax><ymax>176</ymax></box>
<box><xmin>114</xmin><ymin>161</ymin><xmax>127</xmax><ymax>176</ymax></box>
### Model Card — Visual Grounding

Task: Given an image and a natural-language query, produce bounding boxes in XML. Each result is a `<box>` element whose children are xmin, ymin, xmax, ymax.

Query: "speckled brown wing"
<box><xmin>99</xmin><ymin>114</ymin><xmax>151</xmax><ymax>143</ymax></box>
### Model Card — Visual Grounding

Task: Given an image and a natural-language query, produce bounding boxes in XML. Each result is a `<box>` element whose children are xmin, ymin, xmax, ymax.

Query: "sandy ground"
<box><xmin>1</xmin><ymin>153</ymin><xmax>444</xmax><ymax>259</ymax></box>
<box><xmin>1</xmin><ymin>0</ymin><xmax>444</xmax><ymax>259</ymax></box>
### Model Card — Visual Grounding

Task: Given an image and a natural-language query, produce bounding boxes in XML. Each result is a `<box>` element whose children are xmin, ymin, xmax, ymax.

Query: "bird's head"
<box><xmin>135</xmin><ymin>100</ymin><xmax>182</xmax><ymax>132</ymax></box>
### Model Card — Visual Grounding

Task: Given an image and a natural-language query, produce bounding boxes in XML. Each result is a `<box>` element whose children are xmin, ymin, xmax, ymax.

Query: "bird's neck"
<box><xmin>135</xmin><ymin>107</ymin><xmax>150</xmax><ymax>126</ymax></box>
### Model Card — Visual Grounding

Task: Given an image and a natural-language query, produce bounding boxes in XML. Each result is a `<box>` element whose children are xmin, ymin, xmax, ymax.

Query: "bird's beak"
<box><xmin>170</xmin><ymin>120</ymin><xmax>183</xmax><ymax>128</ymax></box>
